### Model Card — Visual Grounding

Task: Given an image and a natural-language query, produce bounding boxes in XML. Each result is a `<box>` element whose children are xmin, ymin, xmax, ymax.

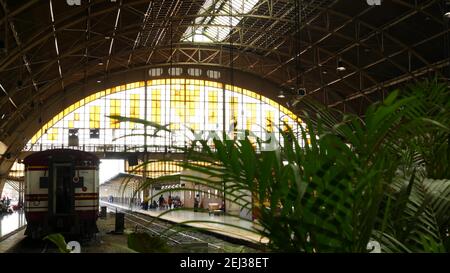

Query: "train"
<box><xmin>23</xmin><ymin>149</ymin><xmax>100</xmax><ymax>239</ymax></box>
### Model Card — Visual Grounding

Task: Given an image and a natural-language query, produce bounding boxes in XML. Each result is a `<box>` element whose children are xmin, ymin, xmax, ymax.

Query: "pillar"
<box><xmin>0</xmin><ymin>178</ymin><xmax>5</xmax><ymax>198</ymax></box>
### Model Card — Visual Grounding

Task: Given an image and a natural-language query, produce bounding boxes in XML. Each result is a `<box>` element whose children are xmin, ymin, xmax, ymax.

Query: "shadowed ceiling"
<box><xmin>0</xmin><ymin>0</ymin><xmax>449</xmax><ymax>149</ymax></box>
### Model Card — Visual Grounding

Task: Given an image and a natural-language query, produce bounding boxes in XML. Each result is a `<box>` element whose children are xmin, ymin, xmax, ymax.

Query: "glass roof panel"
<box><xmin>182</xmin><ymin>0</ymin><xmax>260</xmax><ymax>43</ymax></box>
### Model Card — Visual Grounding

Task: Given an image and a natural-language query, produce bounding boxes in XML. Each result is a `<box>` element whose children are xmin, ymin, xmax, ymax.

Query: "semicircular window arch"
<box><xmin>26</xmin><ymin>79</ymin><xmax>303</xmax><ymax>152</ymax></box>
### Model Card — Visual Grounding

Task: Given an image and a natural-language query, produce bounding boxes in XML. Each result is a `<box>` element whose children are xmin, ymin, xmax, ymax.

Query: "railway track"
<box><xmin>4</xmin><ymin>205</ymin><xmax>259</xmax><ymax>253</ymax></box>
<box><xmin>103</xmin><ymin>203</ymin><xmax>255</xmax><ymax>252</ymax></box>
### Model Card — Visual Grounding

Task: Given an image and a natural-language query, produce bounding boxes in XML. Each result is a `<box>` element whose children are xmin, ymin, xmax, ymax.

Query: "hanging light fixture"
<box><xmin>445</xmin><ymin>1</ymin><xmax>450</xmax><ymax>18</ymax></box>
<box><xmin>279</xmin><ymin>1</ymin><xmax>307</xmax><ymax>110</ymax></box>
<box><xmin>445</xmin><ymin>11</ymin><xmax>450</xmax><ymax>18</ymax></box>
<box><xmin>295</xmin><ymin>0</ymin><xmax>301</xmax><ymax>99</ymax></box>
<box><xmin>337</xmin><ymin>58</ymin><xmax>346</xmax><ymax>72</ymax></box>
<box><xmin>290</xmin><ymin>0</ymin><xmax>305</xmax><ymax>106</ymax></box>
<box><xmin>298</xmin><ymin>88</ymin><xmax>306</xmax><ymax>96</ymax></box>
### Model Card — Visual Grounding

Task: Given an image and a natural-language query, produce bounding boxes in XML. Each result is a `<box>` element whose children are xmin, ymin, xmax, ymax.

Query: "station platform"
<box><xmin>101</xmin><ymin>201</ymin><xmax>269</xmax><ymax>246</ymax></box>
<box><xmin>0</xmin><ymin>227</ymin><xmax>26</xmax><ymax>253</ymax></box>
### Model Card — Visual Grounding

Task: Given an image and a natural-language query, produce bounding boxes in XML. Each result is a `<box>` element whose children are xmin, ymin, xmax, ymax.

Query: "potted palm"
<box><xmin>114</xmin><ymin>79</ymin><xmax>449</xmax><ymax>253</ymax></box>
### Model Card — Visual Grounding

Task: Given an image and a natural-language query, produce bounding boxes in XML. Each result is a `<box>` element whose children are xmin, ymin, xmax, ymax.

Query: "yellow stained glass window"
<box><xmin>230</xmin><ymin>96</ymin><xmax>239</xmax><ymax>124</ymax></box>
<box><xmin>187</xmin><ymin>101</ymin><xmax>197</xmax><ymax>117</ymax></box>
<box><xmin>130</xmin><ymin>94</ymin><xmax>140</xmax><ymax>128</ymax></box>
<box><xmin>190</xmin><ymin>123</ymin><xmax>199</xmax><ymax>131</ymax></box>
<box><xmin>110</xmin><ymin>99</ymin><xmax>121</xmax><ymax>128</ymax></box>
<box><xmin>171</xmin><ymin>87</ymin><xmax>185</xmax><ymax>120</ymax></box>
<box><xmin>27</xmin><ymin>79</ymin><xmax>301</xmax><ymax>149</ymax></box>
<box><xmin>47</xmin><ymin>128</ymin><xmax>58</xmax><ymax>141</ymax></box>
<box><xmin>246</xmin><ymin>103</ymin><xmax>257</xmax><ymax>130</ymax></box>
<box><xmin>89</xmin><ymin>106</ymin><xmax>101</xmax><ymax>128</ymax></box>
<box><xmin>208</xmin><ymin>91</ymin><xmax>218</xmax><ymax>124</ymax></box>
<box><xmin>266</xmin><ymin>111</ymin><xmax>273</xmax><ymax>132</ymax></box>
<box><xmin>151</xmin><ymin>90</ymin><xmax>161</xmax><ymax>123</ymax></box>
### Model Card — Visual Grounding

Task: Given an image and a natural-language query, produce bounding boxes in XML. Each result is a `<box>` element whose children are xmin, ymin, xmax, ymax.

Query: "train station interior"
<box><xmin>0</xmin><ymin>0</ymin><xmax>449</xmax><ymax>254</ymax></box>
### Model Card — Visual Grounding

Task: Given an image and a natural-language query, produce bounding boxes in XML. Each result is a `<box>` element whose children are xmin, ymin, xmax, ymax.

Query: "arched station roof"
<box><xmin>0</xmin><ymin>0</ymin><xmax>449</xmax><ymax>174</ymax></box>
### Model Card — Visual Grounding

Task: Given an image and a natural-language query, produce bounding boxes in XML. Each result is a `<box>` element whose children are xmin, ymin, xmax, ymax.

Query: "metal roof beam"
<box><xmin>328</xmin><ymin>58</ymin><xmax>450</xmax><ymax>108</ymax></box>
<box><xmin>49</xmin><ymin>0</ymin><xmax>65</xmax><ymax>92</ymax></box>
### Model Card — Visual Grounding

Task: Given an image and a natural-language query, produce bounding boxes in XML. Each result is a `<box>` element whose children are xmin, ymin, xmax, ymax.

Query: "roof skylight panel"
<box><xmin>182</xmin><ymin>0</ymin><xmax>260</xmax><ymax>43</ymax></box>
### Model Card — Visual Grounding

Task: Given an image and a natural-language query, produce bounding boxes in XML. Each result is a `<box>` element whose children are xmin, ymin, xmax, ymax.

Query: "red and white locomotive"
<box><xmin>23</xmin><ymin>149</ymin><xmax>100</xmax><ymax>239</ymax></box>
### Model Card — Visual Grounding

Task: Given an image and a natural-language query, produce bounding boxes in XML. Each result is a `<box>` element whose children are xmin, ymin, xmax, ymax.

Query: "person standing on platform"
<box><xmin>159</xmin><ymin>194</ymin><xmax>165</xmax><ymax>209</ymax></box>
<box><xmin>168</xmin><ymin>195</ymin><xmax>173</xmax><ymax>209</ymax></box>
<box><xmin>194</xmin><ymin>194</ymin><xmax>200</xmax><ymax>212</ymax></box>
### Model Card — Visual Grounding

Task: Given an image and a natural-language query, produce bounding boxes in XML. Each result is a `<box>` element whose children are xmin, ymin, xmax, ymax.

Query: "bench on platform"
<box><xmin>208</xmin><ymin>203</ymin><xmax>223</xmax><ymax>215</ymax></box>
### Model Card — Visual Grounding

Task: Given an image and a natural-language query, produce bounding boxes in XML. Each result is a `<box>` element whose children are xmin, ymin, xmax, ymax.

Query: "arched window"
<box><xmin>26</xmin><ymin>79</ymin><xmax>302</xmax><ymax>153</ymax></box>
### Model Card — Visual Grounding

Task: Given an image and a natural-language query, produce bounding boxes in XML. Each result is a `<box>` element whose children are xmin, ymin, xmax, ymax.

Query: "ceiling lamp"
<box><xmin>278</xmin><ymin>90</ymin><xmax>286</xmax><ymax>98</ymax></box>
<box><xmin>445</xmin><ymin>1</ymin><xmax>450</xmax><ymax>18</ymax></box>
<box><xmin>337</xmin><ymin>59</ymin><xmax>346</xmax><ymax>72</ymax></box>
<box><xmin>298</xmin><ymin>88</ymin><xmax>306</xmax><ymax>96</ymax></box>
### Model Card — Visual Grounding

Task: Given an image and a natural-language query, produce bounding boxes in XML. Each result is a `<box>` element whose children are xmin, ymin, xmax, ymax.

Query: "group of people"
<box><xmin>158</xmin><ymin>194</ymin><xmax>182</xmax><ymax>209</ymax></box>
<box><xmin>0</xmin><ymin>196</ymin><xmax>13</xmax><ymax>213</ymax></box>
<box><xmin>141</xmin><ymin>194</ymin><xmax>183</xmax><ymax>210</ymax></box>
<box><xmin>1</xmin><ymin>196</ymin><xmax>11</xmax><ymax>206</ymax></box>
<box><xmin>138</xmin><ymin>193</ymin><xmax>226</xmax><ymax>214</ymax></box>
<box><xmin>108</xmin><ymin>195</ymin><xmax>114</xmax><ymax>203</ymax></box>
